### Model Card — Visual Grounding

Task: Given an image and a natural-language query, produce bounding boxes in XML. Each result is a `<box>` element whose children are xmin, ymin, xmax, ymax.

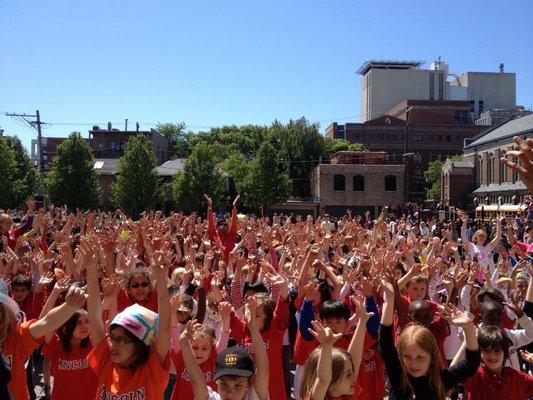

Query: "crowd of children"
<box><xmin>1</xmin><ymin>137</ymin><xmax>533</xmax><ymax>400</ymax></box>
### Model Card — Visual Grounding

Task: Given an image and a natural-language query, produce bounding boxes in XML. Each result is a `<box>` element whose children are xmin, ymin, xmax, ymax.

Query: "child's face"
<box><xmin>127</xmin><ymin>276</ymin><xmax>151</xmax><ymax>302</ymax></box>
<box><xmin>216</xmin><ymin>376</ymin><xmax>250</xmax><ymax>400</ymax></box>
<box><xmin>407</xmin><ymin>281</ymin><xmax>427</xmax><ymax>301</ymax></box>
<box><xmin>363</xmin><ymin>347</ymin><xmax>375</xmax><ymax>361</ymax></box>
<box><xmin>481</xmin><ymin>347</ymin><xmax>504</xmax><ymax>372</ymax></box>
<box><xmin>107</xmin><ymin>327</ymin><xmax>136</xmax><ymax>367</ymax></box>
<box><xmin>323</xmin><ymin>317</ymin><xmax>347</xmax><ymax>335</ymax></box>
<box><xmin>329</xmin><ymin>358</ymin><xmax>356</xmax><ymax>397</ymax></box>
<box><xmin>190</xmin><ymin>336</ymin><xmax>212</xmax><ymax>364</ymax></box>
<box><xmin>245</xmin><ymin>303</ymin><xmax>267</xmax><ymax>331</ymax></box>
<box><xmin>72</xmin><ymin>313</ymin><xmax>91</xmax><ymax>340</ymax></box>
<box><xmin>11</xmin><ymin>285</ymin><xmax>30</xmax><ymax>302</ymax></box>
<box><xmin>401</xmin><ymin>342</ymin><xmax>432</xmax><ymax>377</ymax></box>
<box><xmin>176</xmin><ymin>310</ymin><xmax>192</xmax><ymax>323</ymax></box>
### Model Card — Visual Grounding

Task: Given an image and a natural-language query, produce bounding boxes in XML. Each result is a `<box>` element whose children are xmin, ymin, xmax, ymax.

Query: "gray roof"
<box><xmin>450</xmin><ymin>161</ymin><xmax>473</xmax><ymax>168</ymax></box>
<box><xmin>465</xmin><ymin>114</ymin><xmax>533</xmax><ymax>149</ymax></box>
<box><xmin>93</xmin><ymin>158</ymin><xmax>120</xmax><ymax>175</ymax></box>
<box><xmin>155</xmin><ymin>158</ymin><xmax>187</xmax><ymax>176</ymax></box>
<box><xmin>472</xmin><ymin>181</ymin><xmax>527</xmax><ymax>194</ymax></box>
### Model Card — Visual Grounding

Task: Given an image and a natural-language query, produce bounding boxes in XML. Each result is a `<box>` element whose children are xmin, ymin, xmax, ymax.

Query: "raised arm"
<box><xmin>348</xmin><ymin>296</ymin><xmax>374</xmax><ymax>380</ymax></box>
<box><xmin>86</xmin><ymin>240</ymin><xmax>105</xmax><ymax>346</ymax></box>
<box><xmin>489</xmin><ymin>215</ymin><xmax>504</xmax><ymax>250</ymax></box>
<box><xmin>245</xmin><ymin>297</ymin><xmax>269</xmax><ymax>400</ymax></box>
<box><xmin>153</xmin><ymin>250</ymin><xmax>171</xmax><ymax>366</ymax></box>
<box><xmin>179</xmin><ymin>320</ymin><xmax>209</xmax><ymax>400</ymax></box>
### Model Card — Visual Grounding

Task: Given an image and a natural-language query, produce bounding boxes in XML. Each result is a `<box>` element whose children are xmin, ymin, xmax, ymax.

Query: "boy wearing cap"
<box><xmin>180</xmin><ymin>297</ymin><xmax>269</xmax><ymax>400</ymax></box>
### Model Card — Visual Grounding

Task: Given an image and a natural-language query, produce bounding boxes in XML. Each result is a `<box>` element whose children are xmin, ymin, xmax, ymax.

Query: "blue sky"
<box><xmin>1</xmin><ymin>0</ymin><xmax>532</xmax><ymax>152</ymax></box>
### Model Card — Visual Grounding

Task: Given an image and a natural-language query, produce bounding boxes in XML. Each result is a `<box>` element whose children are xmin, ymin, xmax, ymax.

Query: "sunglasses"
<box><xmin>130</xmin><ymin>282</ymin><xmax>150</xmax><ymax>289</ymax></box>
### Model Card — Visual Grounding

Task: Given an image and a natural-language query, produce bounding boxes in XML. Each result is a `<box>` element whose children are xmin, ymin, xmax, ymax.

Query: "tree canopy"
<box><xmin>45</xmin><ymin>133</ymin><xmax>100</xmax><ymax>209</ymax></box>
<box><xmin>112</xmin><ymin>135</ymin><xmax>160</xmax><ymax>217</ymax></box>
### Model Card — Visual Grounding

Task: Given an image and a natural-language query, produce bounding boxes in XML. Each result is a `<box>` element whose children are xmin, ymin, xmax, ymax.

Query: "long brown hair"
<box><xmin>299</xmin><ymin>346</ymin><xmax>352</xmax><ymax>400</ymax></box>
<box><xmin>397</xmin><ymin>324</ymin><xmax>446</xmax><ymax>400</ymax></box>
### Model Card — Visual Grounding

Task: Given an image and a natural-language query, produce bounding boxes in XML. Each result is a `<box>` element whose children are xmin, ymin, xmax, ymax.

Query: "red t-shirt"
<box><xmin>117</xmin><ymin>289</ymin><xmax>158</xmax><ymax>313</ymax></box>
<box><xmin>1</xmin><ymin>320</ymin><xmax>43</xmax><ymax>400</ymax></box>
<box><xmin>42</xmin><ymin>335</ymin><xmax>98</xmax><ymax>400</ymax></box>
<box><xmin>230</xmin><ymin>296</ymin><xmax>289</xmax><ymax>400</ymax></box>
<box><xmin>464</xmin><ymin>365</ymin><xmax>533</xmax><ymax>399</ymax></box>
<box><xmin>17</xmin><ymin>290</ymin><xmax>46</xmax><ymax>321</ymax></box>
<box><xmin>171</xmin><ymin>348</ymin><xmax>217</xmax><ymax>400</ymax></box>
<box><xmin>87</xmin><ymin>340</ymin><xmax>170</xmax><ymax>400</ymax></box>
<box><xmin>356</xmin><ymin>349</ymin><xmax>386</xmax><ymax>400</ymax></box>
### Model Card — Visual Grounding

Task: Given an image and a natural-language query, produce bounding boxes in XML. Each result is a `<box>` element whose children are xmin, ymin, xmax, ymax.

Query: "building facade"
<box><xmin>311</xmin><ymin>151</ymin><xmax>404</xmax><ymax>217</ymax></box>
<box><xmin>326</xmin><ymin>100</ymin><xmax>486</xmax><ymax>200</ymax></box>
<box><xmin>443</xmin><ymin>113</ymin><xmax>533</xmax><ymax>210</ymax></box>
<box><xmin>89</xmin><ymin>123</ymin><xmax>170</xmax><ymax>165</ymax></box>
<box><xmin>358</xmin><ymin>59</ymin><xmax>516</xmax><ymax>123</ymax></box>
<box><xmin>475</xmin><ymin>107</ymin><xmax>532</xmax><ymax>126</ymax></box>
<box><xmin>31</xmin><ymin>137</ymin><xmax>91</xmax><ymax>171</ymax></box>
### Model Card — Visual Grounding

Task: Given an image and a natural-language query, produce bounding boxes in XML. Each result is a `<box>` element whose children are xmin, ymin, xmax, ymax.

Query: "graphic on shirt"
<box><xmin>98</xmin><ymin>385</ymin><xmax>146</xmax><ymax>400</ymax></box>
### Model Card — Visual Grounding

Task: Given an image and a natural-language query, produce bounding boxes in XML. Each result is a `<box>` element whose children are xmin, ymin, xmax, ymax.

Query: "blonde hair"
<box><xmin>191</xmin><ymin>325</ymin><xmax>216</xmax><ymax>347</ymax></box>
<box><xmin>397</xmin><ymin>324</ymin><xmax>446</xmax><ymax>399</ymax></box>
<box><xmin>473</xmin><ymin>229</ymin><xmax>487</xmax><ymax>243</ymax></box>
<box><xmin>300</xmin><ymin>346</ymin><xmax>352</xmax><ymax>400</ymax></box>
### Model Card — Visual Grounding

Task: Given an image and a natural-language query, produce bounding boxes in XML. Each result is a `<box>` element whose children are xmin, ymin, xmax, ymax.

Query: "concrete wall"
<box><xmin>361</xmin><ymin>68</ymin><xmax>448</xmax><ymax>121</ymax></box>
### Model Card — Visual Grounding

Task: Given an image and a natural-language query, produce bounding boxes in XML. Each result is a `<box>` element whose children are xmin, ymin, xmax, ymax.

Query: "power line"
<box><xmin>5</xmin><ymin>111</ymin><xmax>45</xmax><ymax>172</ymax></box>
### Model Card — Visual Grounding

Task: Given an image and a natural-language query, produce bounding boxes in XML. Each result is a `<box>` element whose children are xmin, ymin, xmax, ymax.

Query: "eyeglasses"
<box><xmin>130</xmin><ymin>282</ymin><xmax>149</xmax><ymax>289</ymax></box>
<box><xmin>107</xmin><ymin>334</ymin><xmax>133</xmax><ymax>346</ymax></box>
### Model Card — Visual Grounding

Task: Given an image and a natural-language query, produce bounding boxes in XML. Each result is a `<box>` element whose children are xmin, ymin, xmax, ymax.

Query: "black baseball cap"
<box><xmin>214</xmin><ymin>347</ymin><xmax>254</xmax><ymax>380</ymax></box>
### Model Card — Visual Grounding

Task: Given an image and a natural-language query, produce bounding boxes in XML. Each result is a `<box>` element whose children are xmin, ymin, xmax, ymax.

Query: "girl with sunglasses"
<box><xmin>117</xmin><ymin>266</ymin><xmax>158</xmax><ymax>312</ymax></box>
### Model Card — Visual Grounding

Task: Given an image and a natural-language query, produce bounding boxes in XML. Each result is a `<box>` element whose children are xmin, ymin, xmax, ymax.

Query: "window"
<box><xmin>454</xmin><ymin>110</ymin><xmax>461</xmax><ymax>124</ymax></box>
<box><xmin>368</xmin><ymin>133</ymin><xmax>375</xmax><ymax>142</ymax></box>
<box><xmin>385</xmin><ymin>175</ymin><xmax>397</xmax><ymax>192</ymax></box>
<box><xmin>334</xmin><ymin>174</ymin><xmax>345</xmax><ymax>191</ymax></box>
<box><xmin>479</xmin><ymin>100</ymin><xmax>484</xmax><ymax>115</ymax></box>
<box><xmin>429</xmin><ymin>73</ymin><xmax>435</xmax><ymax>100</ymax></box>
<box><xmin>108</xmin><ymin>139</ymin><xmax>116</xmax><ymax>150</ymax></box>
<box><xmin>500</xmin><ymin>151</ymin><xmax>507</xmax><ymax>183</ymax></box>
<box><xmin>392</xmin><ymin>134</ymin><xmax>398</xmax><ymax>142</ymax></box>
<box><xmin>469</xmin><ymin>100</ymin><xmax>475</xmax><ymax>114</ymax></box>
<box><xmin>377</xmin><ymin>133</ymin><xmax>384</xmax><ymax>141</ymax></box>
<box><xmin>477</xmin><ymin>155</ymin><xmax>482</xmax><ymax>185</ymax></box>
<box><xmin>438</xmin><ymin>73</ymin><xmax>444</xmax><ymax>100</ymax></box>
<box><xmin>437</xmin><ymin>135</ymin><xmax>443</xmax><ymax>142</ymax></box>
<box><xmin>384</xmin><ymin>133</ymin><xmax>391</xmax><ymax>141</ymax></box>
<box><xmin>487</xmin><ymin>153</ymin><xmax>494</xmax><ymax>184</ymax></box>
<box><xmin>446</xmin><ymin>135</ymin><xmax>451</xmax><ymax>142</ymax></box>
<box><xmin>353</xmin><ymin>175</ymin><xmax>365</xmax><ymax>191</ymax></box>
<box><xmin>429</xmin><ymin>134</ymin><xmax>435</xmax><ymax>142</ymax></box>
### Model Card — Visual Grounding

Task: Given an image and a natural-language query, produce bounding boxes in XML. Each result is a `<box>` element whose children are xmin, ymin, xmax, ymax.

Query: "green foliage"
<box><xmin>424</xmin><ymin>160</ymin><xmax>443</xmax><ymax>201</ymax></box>
<box><xmin>45</xmin><ymin>133</ymin><xmax>100</xmax><ymax>209</ymax></box>
<box><xmin>323</xmin><ymin>138</ymin><xmax>366</xmax><ymax>160</ymax></box>
<box><xmin>220</xmin><ymin>153</ymin><xmax>249</xmax><ymax>184</ymax></box>
<box><xmin>239</xmin><ymin>142</ymin><xmax>292</xmax><ymax>210</ymax></box>
<box><xmin>112</xmin><ymin>135</ymin><xmax>160</xmax><ymax>217</ymax></box>
<box><xmin>0</xmin><ymin>136</ymin><xmax>37</xmax><ymax>208</ymax></box>
<box><xmin>0</xmin><ymin>139</ymin><xmax>18</xmax><ymax>209</ymax></box>
<box><xmin>156</xmin><ymin>122</ymin><xmax>192</xmax><ymax>158</ymax></box>
<box><xmin>172</xmin><ymin>142</ymin><xmax>227</xmax><ymax>212</ymax></box>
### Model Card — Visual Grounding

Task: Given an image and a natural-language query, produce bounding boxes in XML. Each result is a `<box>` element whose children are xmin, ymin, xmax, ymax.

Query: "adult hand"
<box><xmin>64</xmin><ymin>286</ymin><xmax>87</xmax><ymax>309</ymax></box>
<box><xmin>501</xmin><ymin>137</ymin><xmax>533</xmax><ymax>192</ymax></box>
<box><xmin>26</xmin><ymin>197</ymin><xmax>36</xmax><ymax>213</ymax></box>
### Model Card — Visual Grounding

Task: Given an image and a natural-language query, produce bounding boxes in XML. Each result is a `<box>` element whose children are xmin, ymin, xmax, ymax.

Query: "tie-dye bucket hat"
<box><xmin>111</xmin><ymin>303</ymin><xmax>159</xmax><ymax>346</ymax></box>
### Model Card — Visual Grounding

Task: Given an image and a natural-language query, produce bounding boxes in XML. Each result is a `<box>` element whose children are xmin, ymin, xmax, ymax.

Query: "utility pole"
<box><xmin>5</xmin><ymin>110</ymin><xmax>46</xmax><ymax>172</ymax></box>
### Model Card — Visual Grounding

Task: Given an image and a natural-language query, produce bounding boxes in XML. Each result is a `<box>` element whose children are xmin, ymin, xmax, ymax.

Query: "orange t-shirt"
<box><xmin>42</xmin><ymin>335</ymin><xmax>98</xmax><ymax>400</ymax></box>
<box><xmin>1</xmin><ymin>320</ymin><xmax>43</xmax><ymax>400</ymax></box>
<box><xmin>87</xmin><ymin>340</ymin><xmax>170</xmax><ymax>400</ymax></box>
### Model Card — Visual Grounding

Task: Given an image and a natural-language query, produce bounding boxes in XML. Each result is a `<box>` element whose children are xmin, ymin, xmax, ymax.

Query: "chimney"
<box><xmin>499</xmin><ymin>63</ymin><xmax>504</xmax><ymax>73</ymax></box>
<box><xmin>107</xmin><ymin>121</ymin><xmax>112</xmax><ymax>131</ymax></box>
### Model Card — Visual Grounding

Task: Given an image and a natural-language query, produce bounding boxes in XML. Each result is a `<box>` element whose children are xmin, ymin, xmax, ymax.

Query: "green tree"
<box><xmin>0</xmin><ymin>139</ymin><xmax>18</xmax><ymax>209</ymax></box>
<box><xmin>424</xmin><ymin>160</ymin><xmax>443</xmax><ymax>201</ymax></box>
<box><xmin>2</xmin><ymin>136</ymin><xmax>37</xmax><ymax>207</ymax></box>
<box><xmin>172</xmin><ymin>142</ymin><xmax>227</xmax><ymax>212</ymax></box>
<box><xmin>156</xmin><ymin>122</ymin><xmax>193</xmax><ymax>158</ymax></box>
<box><xmin>323</xmin><ymin>138</ymin><xmax>366</xmax><ymax>160</ymax></box>
<box><xmin>112</xmin><ymin>135</ymin><xmax>160</xmax><ymax>217</ymax></box>
<box><xmin>240</xmin><ymin>142</ymin><xmax>292</xmax><ymax>211</ymax></box>
<box><xmin>45</xmin><ymin>133</ymin><xmax>100</xmax><ymax>209</ymax></box>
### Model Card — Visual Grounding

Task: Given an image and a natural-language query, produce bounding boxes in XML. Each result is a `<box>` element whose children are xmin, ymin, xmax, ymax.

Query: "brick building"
<box><xmin>310</xmin><ymin>151</ymin><xmax>404</xmax><ymax>217</ymax></box>
<box><xmin>89</xmin><ymin>122</ymin><xmax>170</xmax><ymax>165</ymax></box>
<box><xmin>325</xmin><ymin>100</ymin><xmax>486</xmax><ymax>200</ymax></box>
<box><xmin>31</xmin><ymin>137</ymin><xmax>91</xmax><ymax>171</ymax></box>
<box><xmin>441</xmin><ymin>160</ymin><xmax>475</xmax><ymax>208</ymax></box>
<box><xmin>443</xmin><ymin>113</ymin><xmax>533</xmax><ymax>210</ymax></box>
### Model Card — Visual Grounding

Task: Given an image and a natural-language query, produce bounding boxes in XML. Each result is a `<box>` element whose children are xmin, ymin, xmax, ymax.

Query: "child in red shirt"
<box><xmin>42</xmin><ymin>309</ymin><xmax>98</xmax><ymax>400</ymax></box>
<box><xmin>230</xmin><ymin>281</ymin><xmax>289</xmax><ymax>400</ymax></box>
<box><xmin>170</xmin><ymin>301</ymin><xmax>231</xmax><ymax>400</ymax></box>
<box><xmin>463</xmin><ymin>325</ymin><xmax>533</xmax><ymax>399</ymax></box>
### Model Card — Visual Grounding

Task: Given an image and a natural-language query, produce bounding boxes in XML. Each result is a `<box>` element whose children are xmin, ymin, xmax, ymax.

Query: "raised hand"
<box><xmin>520</xmin><ymin>350</ymin><xmax>533</xmax><ymax>364</ymax></box>
<box><xmin>64</xmin><ymin>286</ymin><xmax>87</xmax><ymax>309</ymax></box>
<box><xmin>53</xmin><ymin>276</ymin><xmax>71</xmax><ymax>293</ymax></box>
<box><xmin>218</xmin><ymin>301</ymin><xmax>233</xmax><ymax>321</ymax></box>
<box><xmin>232</xmin><ymin>195</ymin><xmax>240</xmax><ymax>209</ymax></box>
<box><xmin>26</xmin><ymin>197</ymin><xmax>36</xmax><ymax>213</ymax></box>
<box><xmin>180</xmin><ymin>319</ymin><xmax>200</xmax><ymax>342</ymax></box>
<box><xmin>308</xmin><ymin>320</ymin><xmax>342</xmax><ymax>346</ymax></box>
<box><xmin>439</xmin><ymin>304</ymin><xmax>474</xmax><ymax>328</ymax></box>
<box><xmin>204</xmin><ymin>194</ymin><xmax>213</xmax><ymax>208</ymax></box>
<box><xmin>501</xmin><ymin>137</ymin><xmax>533</xmax><ymax>192</ymax></box>
<box><xmin>244</xmin><ymin>296</ymin><xmax>259</xmax><ymax>331</ymax></box>
<box><xmin>102</xmin><ymin>275</ymin><xmax>120</xmax><ymax>298</ymax></box>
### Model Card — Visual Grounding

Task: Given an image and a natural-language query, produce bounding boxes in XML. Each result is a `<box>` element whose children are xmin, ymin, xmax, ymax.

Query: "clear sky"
<box><xmin>1</xmin><ymin>0</ymin><xmax>532</xmax><ymax>152</ymax></box>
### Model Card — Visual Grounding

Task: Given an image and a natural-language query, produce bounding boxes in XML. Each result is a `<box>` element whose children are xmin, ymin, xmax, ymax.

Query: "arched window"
<box><xmin>487</xmin><ymin>153</ymin><xmax>494</xmax><ymax>184</ymax></box>
<box><xmin>499</xmin><ymin>151</ymin><xmax>506</xmax><ymax>183</ymax></box>
<box><xmin>353</xmin><ymin>175</ymin><xmax>365</xmax><ymax>191</ymax></box>
<box><xmin>385</xmin><ymin>175</ymin><xmax>397</xmax><ymax>192</ymax></box>
<box><xmin>477</xmin><ymin>155</ymin><xmax>482</xmax><ymax>185</ymax></box>
<box><xmin>333</xmin><ymin>174</ymin><xmax>345</xmax><ymax>191</ymax></box>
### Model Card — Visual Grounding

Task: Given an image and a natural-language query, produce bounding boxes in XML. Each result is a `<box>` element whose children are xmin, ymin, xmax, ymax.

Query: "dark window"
<box><xmin>392</xmin><ymin>134</ymin><xmax>398</xmax><ymax>141</ymax></box>
<box><xmin>377</xmin><ymin>133</ymin><xmax>384</xmax><ymax>141</ymax></box>
<box><xmin>479</xmin><ymin>100</ymin><xmax>484</xmax><ymax>115</ymax></box>
<box><xmin>334</xmin><ymin>174</ymin><xmax>345</xmax><ymax>191</ymax></box>
<box><xmin>438</xmin><ymin>73</ymin><xmax>444</xmax><ymax>100</ymax></box>
<box><xmin>446</xmin><ymin>135</ymin><xmax>451</xmax><ymax>142</ymax></box>
<box><xmin>108</xmin><ymin>139</ymin><xmax>116</xmax><ymax>150</ymax></box>
<box><xmin>429</xmin><ymin>134</ymin><xmax>435</xmax><ymax>142</ymax></box>
<box><xmin>469</xmin><ymin>100</ymin><xmax>475</xmax><ymax>114</ymax></box>
<box><xmin>384</xmin><ymin>133</ymin><xmax>391</xmax><ymax>141</ymax></box>
<box><xmin>353</xmin><ymin>175</ymin><xmax>365</xmax><ymax>191</ymax></box>
<box><xmin>385</xmin><ymin>175</ymin><xmax>397</xmax><ymax>192</ymax></box>
<box><xmin>438</xmin><ymin>135</ymin><xmax>443</xmax><ymax>142</ymax></box>
<box><xmin>454</xmin><ymin>110</ymin><xmax>461</xmax><ymax>124</ymax></box>
<box><xmin>119</xmin><ymin>139</ymin><xmax>125</xmax><ymax>149</ymax></box>
<box><xmin>354</xmin><ymin>134</ymin><xmax>362</xmax><ymax>142</ymax></box>
<box><xmin>429</xmin><ymin>73</ymin><xmax>435</xmax><ymax>100</ymax></box>
<box><xmin>368</xmin><ymin>133</ymin><xmax>375</xmax><ymax>142</ymax></box>
<box><xmin>455</xmin><ymin>135</ymin><xmax>461</xmax><ymax>142</ymax></box>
